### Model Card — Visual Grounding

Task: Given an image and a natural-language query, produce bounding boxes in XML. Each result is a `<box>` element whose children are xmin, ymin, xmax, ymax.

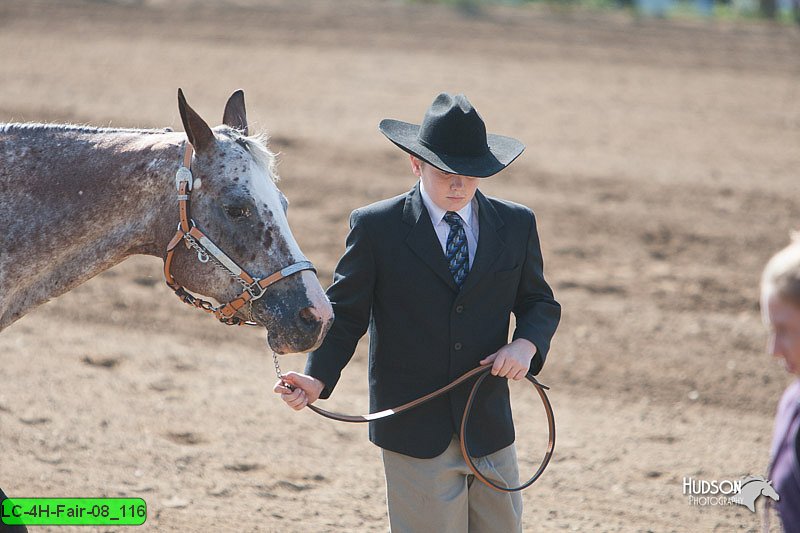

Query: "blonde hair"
<box><xmin>760</xmin><ymin>236</ymin><xmax>800</xmax><ymax>322</ymax></box>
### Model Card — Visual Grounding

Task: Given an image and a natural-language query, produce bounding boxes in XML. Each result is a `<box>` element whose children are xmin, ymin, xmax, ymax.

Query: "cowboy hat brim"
<box><xmin>379</xmin><ymin>119</ymin><xmax>525</xmax><ymax>178</ymax></box>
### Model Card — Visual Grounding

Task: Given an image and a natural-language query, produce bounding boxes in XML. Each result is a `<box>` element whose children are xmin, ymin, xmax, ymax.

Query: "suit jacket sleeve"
<box><xmin>512</xmin><ymin>210</ymin><xmax>561</xmax><ymax>375</ymax></box>
<box><xmin>305</xmin><ymin>209</ymin><xmax>375</xmax><ymax>399</ymax></box>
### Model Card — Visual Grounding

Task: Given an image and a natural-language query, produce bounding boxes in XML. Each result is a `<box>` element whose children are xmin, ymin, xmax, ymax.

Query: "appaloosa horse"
<box><xmin>0</xmin><ymin>90</ymin><xmax>333</xmax><ymax>529</ymax></box>
<box><xmin>0</xmin><ymin>89</ymin><xmax>332</xmax><ymax>349</ymax></box>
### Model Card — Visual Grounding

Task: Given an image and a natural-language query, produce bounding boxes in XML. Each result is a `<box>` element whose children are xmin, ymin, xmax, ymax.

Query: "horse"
<box><xmin>0</xmin><ymin>89</ymin><xmax>333</xmax><ymax>353</ymax></box>
<box><xmin>0</xmin><ymin>89</ymin><xmax>335</xmax><ymax>531</ymax></box>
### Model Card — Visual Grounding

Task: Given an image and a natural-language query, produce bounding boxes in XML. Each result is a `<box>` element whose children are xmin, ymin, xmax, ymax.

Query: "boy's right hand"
<box><xmin>273</xmin><ymin>372</ymin><xmax>325</xmax><ymax>411</ymax></box>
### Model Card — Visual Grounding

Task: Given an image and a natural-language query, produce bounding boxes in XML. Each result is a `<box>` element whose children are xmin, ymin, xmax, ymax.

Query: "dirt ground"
<box><xmin>1</xmin><ymin>0</ymin><xmax>800</xmax><ymax>531</ymax></box>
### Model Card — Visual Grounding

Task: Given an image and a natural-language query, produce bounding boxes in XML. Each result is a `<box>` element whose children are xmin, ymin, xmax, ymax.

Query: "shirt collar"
<box><xmin>419</xmin><ymin>180</ymin><xmax>475</xmax><ymax>229</ymax></box>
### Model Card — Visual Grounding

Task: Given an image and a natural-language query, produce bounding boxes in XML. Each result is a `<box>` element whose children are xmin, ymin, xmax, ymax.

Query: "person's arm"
<box><xmin>511</xmin><ymin>210</ymin><xmax>561</xmax><ymax>374</ymax></box>
<box><xmin>273</xmin><ymin>209</ymin><xmax>376</xmax><ymax>408</ymax></box>
<box><xmin>481</xmin><ymin>210</ymin><xmax>561</xmax><ymax>378</ymax></box>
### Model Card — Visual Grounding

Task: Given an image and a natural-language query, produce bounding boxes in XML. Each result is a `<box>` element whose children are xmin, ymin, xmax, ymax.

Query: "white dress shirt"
<box><xmin>419</xmin><ymin>180</ymin><xmax>479</xmax><ymax>269</ymax></box>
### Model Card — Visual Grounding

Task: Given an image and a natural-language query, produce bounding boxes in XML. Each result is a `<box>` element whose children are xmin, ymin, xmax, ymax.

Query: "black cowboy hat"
<box><xmin>379</xmin><ymin>93</ymin><xmax>525</xmax><ymax>178</ymax></box>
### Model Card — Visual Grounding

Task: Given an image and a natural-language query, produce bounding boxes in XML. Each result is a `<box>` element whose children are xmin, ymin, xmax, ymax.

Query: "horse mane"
<box><xmin>1</xmin><ymin>122</ymin><xmax>280</xmax><ymax>182</ymax></box>
<box><xmin>230</xmin><ymin>129</ymin><xmax>280</xmax><ymax>183</ymax></box>
<box><xmin>0</xmin><ymin>122</ymin><xmax>173</xmax><ymax>135</ymax></box>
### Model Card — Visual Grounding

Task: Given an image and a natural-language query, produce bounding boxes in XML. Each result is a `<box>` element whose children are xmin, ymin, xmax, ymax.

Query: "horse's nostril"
<box><xmin>299</xmin><ymin>306</ymin><xmax>322</xmax><ymax>327</ymax></box>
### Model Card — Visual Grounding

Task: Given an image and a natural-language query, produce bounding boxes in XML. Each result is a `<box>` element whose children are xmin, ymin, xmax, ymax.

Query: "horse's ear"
<box><xmin>222</xmin><ymin>89</ymin><xmax>248</xmax><ymax>136</ymax></box>
<box><xmin>177</xmin><ymin>88</ymin><xmax>215</xmax><ymax>153</ymax></box>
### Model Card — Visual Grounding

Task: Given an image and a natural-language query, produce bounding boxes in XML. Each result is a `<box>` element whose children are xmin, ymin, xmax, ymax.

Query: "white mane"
<box><xmin>0</xmin><ymin>122</ymin><xmax>171</xmax><ymax>135</ymax></box>
<box><xmin>0</xmin><ymin>122</ymin><xmax>280</xmax><ymax>182</ymax></box>
<box><xmin>236</xmin><ymin>131</ymin><xmax>280</xmax><ymax>183</ymax></box>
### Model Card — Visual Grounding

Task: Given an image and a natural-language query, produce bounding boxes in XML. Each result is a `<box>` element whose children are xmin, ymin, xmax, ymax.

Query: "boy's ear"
<box><xmin>410</xmin><ymin>155</ymin><xmax>424</xmax><ymax>178</ymax></box>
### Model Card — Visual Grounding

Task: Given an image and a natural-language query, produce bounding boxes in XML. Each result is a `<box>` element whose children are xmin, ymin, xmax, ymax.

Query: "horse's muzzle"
<box><xmin>256</xmin><ymin>274</ymin><xmax>333</xmax><ymax>354</ymax></box>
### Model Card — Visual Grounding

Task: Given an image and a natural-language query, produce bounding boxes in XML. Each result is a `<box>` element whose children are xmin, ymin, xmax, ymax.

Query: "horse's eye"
<box><xmin>224</xmin><ymin>205</ymin><xmax>250</xmax><ymax>219</ymax></box>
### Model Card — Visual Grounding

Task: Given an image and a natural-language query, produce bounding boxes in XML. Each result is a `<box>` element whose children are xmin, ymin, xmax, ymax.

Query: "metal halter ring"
<box><xmin>245</xmin><ymin>280</ymin><xmax>268</xmax><ymax>301</ymax></box>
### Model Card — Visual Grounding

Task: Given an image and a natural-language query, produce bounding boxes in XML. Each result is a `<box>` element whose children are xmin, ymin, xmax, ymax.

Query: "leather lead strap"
<box><xmin>303</xmin><ymin>366</ymin><xmax>556</xmax><ymax>493</ymax></box>
<box><xmin>459</xmin><ymin>371</ymin><xmax>555</xmax><ymax>492</ymax></box>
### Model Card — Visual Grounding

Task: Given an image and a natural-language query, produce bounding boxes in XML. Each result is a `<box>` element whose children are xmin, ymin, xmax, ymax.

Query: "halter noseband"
<box><xmin>163</xmin><ymin>141</ymin><xmax>316</xmax><ymax>326</ymax></box>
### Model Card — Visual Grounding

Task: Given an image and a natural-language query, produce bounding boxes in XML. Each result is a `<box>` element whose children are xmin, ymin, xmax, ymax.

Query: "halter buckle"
<box><xmin>175</xmin><ymin>166</ymin><xmax>194</xmax><ymax>191</ymax></box>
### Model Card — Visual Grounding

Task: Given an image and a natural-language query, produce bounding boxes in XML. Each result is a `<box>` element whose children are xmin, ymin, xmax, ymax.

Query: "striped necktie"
<box><xmin>444</xmin><ymin>211</ymin><xmax>469</xmax><ymax>288</ymax></box>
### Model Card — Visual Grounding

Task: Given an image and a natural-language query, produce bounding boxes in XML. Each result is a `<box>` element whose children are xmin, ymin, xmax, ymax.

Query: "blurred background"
<box><xmin>418</xmin><ymin>0</ymin><xmax>800</xmax><ymax>22</ymax></box>
<box><xmin>1</xmin><ymin>0</ymin><xmax>799</xmax><ymax>531</ymax></box>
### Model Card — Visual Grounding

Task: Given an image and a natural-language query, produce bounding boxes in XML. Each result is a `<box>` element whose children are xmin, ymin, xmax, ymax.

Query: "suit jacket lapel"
<box><xmin>403</xmin><ymin>183</ymin><xmax>459</xmax><ymax>292</ymax></box>
<box><xmin>459</xmin><ymin>189</ymin><xmax>505</xmax><ymax>296</ymax></box>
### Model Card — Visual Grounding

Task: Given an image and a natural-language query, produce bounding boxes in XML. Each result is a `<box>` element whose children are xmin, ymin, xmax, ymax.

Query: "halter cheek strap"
<box><xmin>163</xmin><ymin>141</ymin><xmax>316</xmax><ymax>326</ymax></box>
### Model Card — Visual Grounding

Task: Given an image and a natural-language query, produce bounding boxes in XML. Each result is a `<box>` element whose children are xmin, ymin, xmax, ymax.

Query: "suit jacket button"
<box><xmin>454</xmin><ymin>342</ymin><xmax>462</xmax><ymax>351</ymax></box>
<box><xmin>455</xmin><ymin>305</ymin><xmax>464</xmax><ymax>314</ymax></box>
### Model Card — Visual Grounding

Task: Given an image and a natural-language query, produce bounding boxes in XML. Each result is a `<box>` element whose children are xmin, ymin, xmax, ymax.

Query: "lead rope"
<box><xmin>271</xmin><ymin>347</ymin><xmax>556</xmax><ymax>493</ymax></box>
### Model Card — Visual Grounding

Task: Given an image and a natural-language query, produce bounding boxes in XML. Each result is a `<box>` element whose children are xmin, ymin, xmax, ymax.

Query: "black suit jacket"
<box><xmin>306</xmin><ymin>183</ymin><xmax>560</xmax><ymax>458</ymax></box>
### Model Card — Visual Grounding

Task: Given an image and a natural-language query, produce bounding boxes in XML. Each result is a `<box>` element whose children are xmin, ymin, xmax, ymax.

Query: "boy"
<box><xmin>275</xmin><ymin>93</ymin><xmax>560</xmax><ymax>532</ymax></box>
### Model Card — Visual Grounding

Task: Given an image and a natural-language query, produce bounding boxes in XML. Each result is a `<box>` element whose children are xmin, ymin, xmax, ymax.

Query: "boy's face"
<box><xmin>410</xmin><ymin>156</ymin><xmax>479</xmax><ymax>212</ymax></box>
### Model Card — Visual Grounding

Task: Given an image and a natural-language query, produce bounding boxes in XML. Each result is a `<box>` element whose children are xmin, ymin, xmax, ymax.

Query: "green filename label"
<box><xmin>1</xmin><ymin>498</ymin><xmax>146</xmax><ymax>526</ymax></box>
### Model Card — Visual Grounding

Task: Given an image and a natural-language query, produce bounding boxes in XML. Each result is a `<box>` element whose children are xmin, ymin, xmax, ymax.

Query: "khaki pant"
<box><xmin>381</xmin><ymin>436</ymin><xmax>523</xmax><ymax>533</ymax></box>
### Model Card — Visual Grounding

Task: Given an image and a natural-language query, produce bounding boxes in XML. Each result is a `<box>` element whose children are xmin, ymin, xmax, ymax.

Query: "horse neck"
<box><xmin>0</xmin><ymin>125</ymin><xmax>185</xmax><ymax>329</ymax></box>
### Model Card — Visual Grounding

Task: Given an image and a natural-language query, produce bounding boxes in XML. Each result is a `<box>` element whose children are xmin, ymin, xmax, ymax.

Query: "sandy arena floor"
<box><xmin>1</xmin><ymin>0</ymin><xmax>800</xmax><ymax>531</ymax></box>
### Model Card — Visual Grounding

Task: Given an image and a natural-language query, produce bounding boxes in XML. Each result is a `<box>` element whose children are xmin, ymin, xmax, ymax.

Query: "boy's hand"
<box><xmin>479</xmin><ymin>338</ymin><xmax>537</xmax><ymax>381</ymax></box>
<box><xmin>273</xmin><ymin>372</ymin><xmax>325</xmax><ymax>410</ymax></box>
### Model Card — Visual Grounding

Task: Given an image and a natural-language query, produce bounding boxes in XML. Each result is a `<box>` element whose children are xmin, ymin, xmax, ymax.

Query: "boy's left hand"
<box><xmin>479</xmin><ymin>338</ymin><xmax>537</xmax><ymax>381</ymax></box>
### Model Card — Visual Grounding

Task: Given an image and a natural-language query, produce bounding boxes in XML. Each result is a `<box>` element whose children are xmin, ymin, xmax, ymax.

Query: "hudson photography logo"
<box><xmin>683</xmin><ymin>475</ymin><xmax>780</xmax><ymax>512</ymax></box>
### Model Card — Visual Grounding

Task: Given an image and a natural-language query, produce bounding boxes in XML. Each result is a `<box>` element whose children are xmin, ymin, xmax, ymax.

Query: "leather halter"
<box><xmin>163</xmin><ymin>142</ymin><xmax>316</xmax><ymax>326</ymax></box>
